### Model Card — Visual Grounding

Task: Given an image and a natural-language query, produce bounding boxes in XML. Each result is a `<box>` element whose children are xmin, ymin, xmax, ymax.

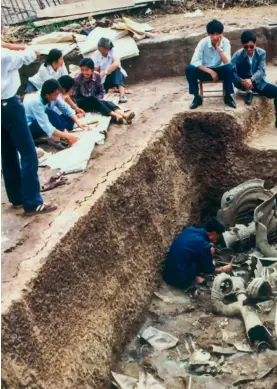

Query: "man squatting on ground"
<box><xmin>231</xmin><ymin>31</ymin><xmax>277</xmax><ymax>128</ymax></box>
<box><xmin>185</xmin><ymin>19</ymin><xmax>237</xmax><ymax>109</ymax></box>
<box><xmin>163</xmin><ymin>220</ymin><xmax>232</xmax><ymax>288</ymax></box>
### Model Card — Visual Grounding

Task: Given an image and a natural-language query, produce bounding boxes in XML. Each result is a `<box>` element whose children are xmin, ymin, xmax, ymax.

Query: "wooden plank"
<box><xmin>84</xmin><ymin>35</ymin><xmax>139</xmax><ymax>61</ymax></box>
<box><xmin>78</xmin><ymin>27</ymin><xmax>128</xmax><ymax>55</ymax></box>
<box><xmin>34</xmin><ymin>4</ymin><xmax>148</xmax><ymax>27</ymax></box>
<box><xmin>37</xmin><ymin>0</ymin><xmax>134</xmax><ymax>19</ymax></box>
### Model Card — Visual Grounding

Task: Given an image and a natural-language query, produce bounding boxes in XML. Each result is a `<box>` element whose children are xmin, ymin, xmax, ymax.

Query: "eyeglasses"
<box><xmin>244</xmin><ymin>44</ymin><xmax>255</xmax><ymax>49</ymax></box>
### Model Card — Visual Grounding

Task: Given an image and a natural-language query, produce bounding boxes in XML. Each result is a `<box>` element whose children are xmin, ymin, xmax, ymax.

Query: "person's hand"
<box><xmin>35</xmin><ymin>50</ymin><xmax>40</xmax><ymax>58</ymax></box>
<box><xmin>65</xmin><ymin>133</ymin><xmax>78</xmax><ymax>146</ymax></box>
<box><xmin>211</xmin><ymin>246</ymin><xmax>215</xmax><ymax>256</ymax></box>
<box><xmin>241</xmin><ymin>79</ymin><xmax>253</xmax><ymax>90</ymax></box>
<box><xmin>100</xmin><ymin>71</ymin><xmax>107</xmax><ymax>79</ymax></box>
<box><xmin>193</xmin><ymin>276</ymin><xmax>205</xmax><ymax>285</ymax></box>
<box><xmin>215</xmin><ymin>36</ymin><xmax>223</xmax><ymax>51</ymax></box>
<box><xmin>209</xmin><ymin>69</ymin><xmax>219</xmax><ymax>81</ymax></box>
<box><xmin>76</xmin><ymin>122</ymin><xmax>89</xmax><ymax>131</ymax></box>
<box><xmin>222</xmin><ymin>264</ymin><xmax>232</xmax><ymax>272</ymax></box>
<box><xmin>76</xmin><ymin>107</ymin><xmax>86</xmax><ymax>117</ymax></box>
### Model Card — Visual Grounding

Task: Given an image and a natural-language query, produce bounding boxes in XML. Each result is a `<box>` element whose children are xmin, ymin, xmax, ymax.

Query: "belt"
<box><xmin>1</xmin><ymin>95</ymin><xmax>18</xmax><ymax>106</ymax></box>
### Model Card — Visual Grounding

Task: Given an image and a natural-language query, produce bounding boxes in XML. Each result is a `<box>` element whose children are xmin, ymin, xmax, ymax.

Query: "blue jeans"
<box><xmin>104</xmin><ymin>68</ymin><xmax>125</xmax><ymax>91</ymax></box>
<box><xmin>1</xmin><ymin>96</ymin><xmax>43</xmax><ymax>211</ymax></box>
<box><xmin>30</xmin><ymin>109</ymin><xmax>74</xmax><ymax>139</ymax></box>
<box><xmin>185</xmin><ymin>64</ymin><xmax>235</xmax><ymax>96</ymax></box>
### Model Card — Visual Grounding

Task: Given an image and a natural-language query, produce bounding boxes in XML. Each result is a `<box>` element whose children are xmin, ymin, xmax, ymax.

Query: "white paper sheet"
<box><xmin>78</xmin><ymin>27</ymin><xmax>128</xmax><ymax>54</ymax></box>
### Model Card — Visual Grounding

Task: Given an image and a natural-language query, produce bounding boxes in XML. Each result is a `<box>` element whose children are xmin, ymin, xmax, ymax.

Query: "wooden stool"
<box><xmin>199</xmin><ymin>81</ymin><xmax>225</xmax><ymax>99</ymax></box>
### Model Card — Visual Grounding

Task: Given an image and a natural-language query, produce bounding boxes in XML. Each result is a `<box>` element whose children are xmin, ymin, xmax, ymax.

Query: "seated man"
<box><xmin>163</xmin><ymin>220</ymin><xmax>232</xmax><ymax>289</ymax></box>
<box><xmin>231</xmin><ymin>31</ymin><xmax>277</xmax><ymax>127</ymax></box>
<box><xmin>185</xmin><ymin>19</ymin><xmax>236</xmax><ymax>109</ymax></box>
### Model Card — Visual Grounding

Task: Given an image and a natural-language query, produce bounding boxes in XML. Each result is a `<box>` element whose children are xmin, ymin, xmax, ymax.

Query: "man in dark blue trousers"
<box><xmin>185</xmin><ymin>19</ymin><xmax>236</xmax><ymax>109</ymax></box>
<box><xmin>163</xmin><ymin>220</ymin><xmax>232</xmax><ymax>288</ymax></box>
<box><xmin>1</xmin><ymin>46</ymin><xmax>57</xmax><ymax>215</ymax></box>
<box><xmin>231</xmin><ymin>31</ymin><xmax>277</xmax><ymax>127</ymax></box>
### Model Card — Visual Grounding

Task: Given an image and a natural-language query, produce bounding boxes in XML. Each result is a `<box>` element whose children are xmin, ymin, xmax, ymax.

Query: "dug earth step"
<box><xmin>19</xmin><ymin>25</ymin><xmax>277</xmax><ymax>89</ymax></box>
<box><xmin>2</xmin><ymin>68</ymin><xmax>277</xmax><ymax>388</ymax></box>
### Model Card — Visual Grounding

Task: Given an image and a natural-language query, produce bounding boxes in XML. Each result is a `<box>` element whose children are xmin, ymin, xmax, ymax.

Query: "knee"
<box><xmin>185</xmin><ymin>64</ymin><xmax>196</xmax><ymax>76</ymax></box>
<box><xmin>224</xmin><ymin>63</ymin><xmax>234</xmax><ymax>74</ymax></box>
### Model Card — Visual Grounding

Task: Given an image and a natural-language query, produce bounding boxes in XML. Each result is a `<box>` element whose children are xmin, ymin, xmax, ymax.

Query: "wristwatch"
<box><xmin>218</xmin><ymin>48</ymin><xmax>224</xmax><ymax>53</ymax></box>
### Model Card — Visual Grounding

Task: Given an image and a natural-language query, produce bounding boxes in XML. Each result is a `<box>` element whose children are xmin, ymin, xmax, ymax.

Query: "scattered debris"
<box><xmin>111</xmin><ymin>371</ymin><xmax>166</xmax><ymax>389</ymax></box>
<box><xmin>141</xmin><ymin>327</ymin><xmax>178</xmax><ymax>351</ymax></box>
<box><xmin>211</xmin><ymin>345</ymin><xmax>237</xmax><ymax>355</ymax></box>
<box><xmin>112</xmin><ymin>372</ymin><xmax>138</xmax><ymax>389</ymax></box>
<box><xmin>183</xmin><ymin>10</ymin><xmax>204</xmax><ymax>18</ymax></box>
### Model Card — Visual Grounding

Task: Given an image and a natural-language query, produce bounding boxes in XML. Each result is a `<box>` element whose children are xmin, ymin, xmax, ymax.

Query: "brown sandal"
<box><xmin>116</xmin><ymin>117</ymin><xmax>124</xmax><ymax>125</ymax></box>
<box><xmin>126</xmin><ymin>112</ymin><xmax>135</xmax><ymax>124</ymax></box>
<box><xmin>25</xmin><ymin>203</ymin><xmax>57</xmax><ymax>216</ymax></box>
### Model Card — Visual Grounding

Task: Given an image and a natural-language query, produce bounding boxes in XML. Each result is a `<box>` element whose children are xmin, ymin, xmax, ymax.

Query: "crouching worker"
<box><xmin>93</xmin><ymin>37</ymin><xmax>128</xmax><ymax>103</ymax></box>
<box><xmin>163</xmin><ymin>220</ymin><xmax>232</xmax><ymax>289</ymax></box>
<box><xmin>231</xmin><ymin>31</ymin><xmax>277</xmax><ymax>128</ymax></box>
<box><xmin>24</xmin><ymin>79</ymin><xmax>88</xmax><ymax>146</ymax></box>
<box><xmin>185</xmin><ymin>19</ymin><xmax>236</xmax><ymax>109</ymax></box>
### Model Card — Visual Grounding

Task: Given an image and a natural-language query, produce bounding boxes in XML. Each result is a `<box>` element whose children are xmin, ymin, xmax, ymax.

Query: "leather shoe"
<box><xmin>189</xmin><ymin>95</ymin><xmax>202</xmax><ymax>109</ymax></box>
<box><xmin>224</xmin><ymin>95</ymin><xmax>237</xmax><ymax>109</ymax></box>
<box><xmin>245</xmin><ymin>92</ymin><xmax>253</xmax><ymax>105</ymax></box>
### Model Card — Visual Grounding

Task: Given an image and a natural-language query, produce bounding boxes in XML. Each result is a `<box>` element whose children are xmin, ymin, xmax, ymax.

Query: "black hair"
<box><xmin>241</xmin><ymin>31</ymin><xmax>257</xmax><ymax>44</ymax></box>
<box><xmin>41</xmin><ymin>79</ymin><xmax>61</xmax><ymax>103</ymax></box>
<box><xmin>98</xmin><ymin>37</ymin><xmax>114</xmax><ymax>50</ymax></box>
<box><xmin>58</xmin><ymin>75</ymin><xmax>75</xmax><ymax>92</ymax></box>
<box><xmin>205</xmin><ymin>219</ymin><xmax>225</xmax><ymax>234</ymax></box>
<box><xmin>80</xmin><ymin>58</ymin><xmax>95</xmax><ymax>69</ymax></box>
<box><xmin>44</xmin><ymin>49</ymin><xmax>63</xmax><ymax>67</ymax></box>
<box><xmin>206</xmin><ymin>19</ymin><xmax>224</xmax><ymax>35</ymax></box>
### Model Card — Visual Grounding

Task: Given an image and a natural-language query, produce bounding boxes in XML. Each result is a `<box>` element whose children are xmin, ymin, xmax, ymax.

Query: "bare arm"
<box><xmin>1</xmin><ymin>41</ymin><xmax>27</xmax><ymax>51</ymax></box>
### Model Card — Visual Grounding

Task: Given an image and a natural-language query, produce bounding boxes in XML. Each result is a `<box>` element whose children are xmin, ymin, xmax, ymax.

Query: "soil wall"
<box><xmin>2</xmin><ymin>101</ymin><xmax>277</xmax><ymax>389</ymax></box>
<box><xmin>18</xmin><ymin>26</ymin><xmax>277</xmax><ymax>90</ymax></box>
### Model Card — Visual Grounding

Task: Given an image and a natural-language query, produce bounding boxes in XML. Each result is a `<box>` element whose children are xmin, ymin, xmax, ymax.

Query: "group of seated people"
<box><xmin>22</xmin><ymin>37</ymin><xmax>135</xmax><ymax>147</ymax></box>
<box><xmin>1</xmin><ymin>20</ymin><xmax>276</xmax><ymax>216</ymax></box>
<box><xmin>185</xmin><ymin>19</ymin><xmax>277</xmax><ymax>127</ymax></box>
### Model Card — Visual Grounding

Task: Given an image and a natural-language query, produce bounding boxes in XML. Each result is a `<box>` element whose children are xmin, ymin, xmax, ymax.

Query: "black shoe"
<box><xmin>245</xmin><ymin>92</ymin><xmax>253</xmax><ymax>105</ymax></box>
<box><xmin>189</xmin><ymin>95</ymin><xmax>202</xmax><ymax>109</ymax></box>
<box><xmin>275</xmin><ymin>119</ymin><xmax>277</xmax><ymax>128</ymax></box>
<box><xmin>224</xmin><ymin>95</ymin><xmax>237</xmax><ymax>109</ymax></box>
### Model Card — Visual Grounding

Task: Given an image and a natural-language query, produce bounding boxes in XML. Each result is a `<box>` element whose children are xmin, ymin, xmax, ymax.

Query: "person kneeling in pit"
<box><xmin>185</xmin><ymin>19</ymin><xmax>236</xmax><ymax>109</ymax></box>
<box><xmin>163</xmin><ymin>219</ymin><xmax>232</xmax><ymax>289</ymax></box>
<box><xmin>24</xmin><ymin>79</ymin><xmax>88</xmax><ymax>147</ymax></box>
<box><xmin>231</xmin><ymin>31</ymin><xmax>277</xmax><ymax>128</ymax></box>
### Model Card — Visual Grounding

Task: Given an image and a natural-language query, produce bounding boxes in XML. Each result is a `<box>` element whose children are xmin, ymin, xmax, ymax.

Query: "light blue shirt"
<box><xmin>1</xmin><ymin>48</ymin><xmax>37</xmax><ymax>99</ymax></box>
<box><xmin>191</xmin><ymin>36</ymin><xmax>231</xmax><ymax>68</ymax></box>
<box><xmin>23</xmin><ymin>91</ymin><xmax>75</xmax><ymax>138</ymax></box>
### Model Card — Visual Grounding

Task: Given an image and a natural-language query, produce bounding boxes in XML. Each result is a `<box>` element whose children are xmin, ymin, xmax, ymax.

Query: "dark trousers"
<box><xmin>77</xmin><ymin>96</ymin><xmax>118</xmax><ymax>116</ymax></box>
<box><xmin>1</xmin><ymin>96</ymin><xmax>43</xmax><ymax>211</ymax></box>
<box><xmin>24</xmin><ymin>81</ymin><xmax>38</xmax><ymax>94</ymax></box>
<box><xmin>236</xmin><ymin>81</ymin><xmax>277</xmax><ymax>117</ymax></box>
<box><xmin>185</xmin><ymin>63</ymin><xmax>235</xmax><ymax>96</ymax></box>
<box><xmin>104</xmin><ymin>68</ymin><xmax>125</xmax><ymax>91</ymax></box>
<box><xmin>30</xmin><ymin>109</ymin><xmax>74</xmax><ymax>139</ymax></box>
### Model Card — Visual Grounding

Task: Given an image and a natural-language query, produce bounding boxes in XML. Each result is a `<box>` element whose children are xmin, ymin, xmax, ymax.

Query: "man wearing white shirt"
<box><xmin>1</xmin><ymin>47</ymin><xmax>57</xmax><ymax>215</ymax></box>
<box><xmin>185</xmin><ymin>19</ymin><xmax>236</xmax><ymax>109</ymax></box>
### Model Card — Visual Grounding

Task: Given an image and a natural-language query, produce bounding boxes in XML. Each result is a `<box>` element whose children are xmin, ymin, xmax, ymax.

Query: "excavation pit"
<box><xmin>1</xmin><ymin>69</ymin><xmax>277</xmax><ymax>389</ymax></box>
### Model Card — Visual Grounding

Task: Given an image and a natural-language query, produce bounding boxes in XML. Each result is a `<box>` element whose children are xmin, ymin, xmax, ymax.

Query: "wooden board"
<box><xmin>84</xmin><ymin>35</ymin><xmax>139</xmax><ymax>61</ymax></box>
<box><xmin>37</xmin><ymin>0</ymin><xmax>134</xmax><ymax>19</ymax></box>
<box><xmin>30</xmin><ymin>43</ymin><xmax>77</xmax><ymax>56</ymax></box>
<box><xmin>78</xmin><ymin>27</ymin><xmax>128</xmax><ymax>55</ymax></box>
<box><xmin>34</xmin><ymin>4</ymin><xmax>148</xmax><ymax>27</ymax></box>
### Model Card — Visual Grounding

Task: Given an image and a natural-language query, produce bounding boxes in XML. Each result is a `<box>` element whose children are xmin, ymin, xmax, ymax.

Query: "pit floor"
<box><xmin>1</xmin><ymin>67</ymin><xmax>277</xmax><ymax>315</ymax></box>
<box><xmin>116</xmin><ymin>281</ymin><xmax>277</xmax><ymax>389</ymax></box>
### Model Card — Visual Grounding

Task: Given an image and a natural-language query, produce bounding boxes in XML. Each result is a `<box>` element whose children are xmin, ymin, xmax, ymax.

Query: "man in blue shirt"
<box><xmin>185</xmin><ymin>19</ymin><xmax>236</xmax><ymax>109</ymax></box>
<box><xmin>163</xmin><ymin>220</ymin><xmax>232</xmax><ymax>288</ymax></box>
<box><xmin>231</xmin><ymin>31</ymin><xmax>277</xmax><ymax>128</ymax></box>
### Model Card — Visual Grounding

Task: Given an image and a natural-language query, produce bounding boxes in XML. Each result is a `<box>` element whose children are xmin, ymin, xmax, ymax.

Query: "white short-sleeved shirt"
<box><xmin>191</xmin><ymin>36</ymin><xmax>231</xmax><ymax>68</ymax></box>
<box><xmin>29</xmin><ymin>62</ymin><xmax>68</xmax><ymax>89</ymax></box>
<box><xmin>92</xmin><ymin>48</ymin><xmax>127</xmax><ymax>83</ymax></box>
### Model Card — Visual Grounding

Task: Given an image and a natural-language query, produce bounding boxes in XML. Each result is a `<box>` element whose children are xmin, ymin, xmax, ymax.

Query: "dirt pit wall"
<box><xmin>18</xmin><ymin>26</ymin><xmax>277</xmax><ymax>89</ymax></box>
<box><xmin>2</xmin><ymin>100</ymin><xmax>277</xmax><ymax>389</ymax></box>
